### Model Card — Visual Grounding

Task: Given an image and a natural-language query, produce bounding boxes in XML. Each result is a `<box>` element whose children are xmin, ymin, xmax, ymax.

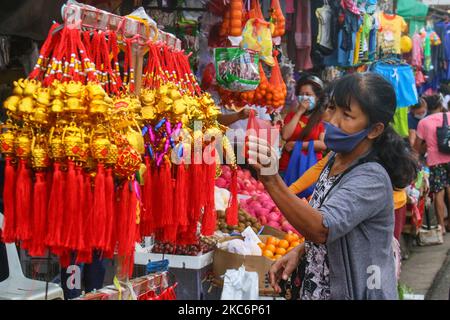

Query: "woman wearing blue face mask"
<box><xmin>247</xmin><ymin>73</ymin><xmax>418</xmax><ymax>300</ymax></box>
<box><xmin>279</xmin><ymin>75</ymin><xmax>327</xmax><ymax>175</ymax></box>
<box><xmin>408</xmin><ymin>98</ymin><xmax>428</xmax><ymax>147</ymax></box>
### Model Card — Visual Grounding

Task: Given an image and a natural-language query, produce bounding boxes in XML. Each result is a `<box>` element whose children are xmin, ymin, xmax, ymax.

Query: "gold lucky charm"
<box><xmin>22</xmin><ymin>79</ymin><xmax>41</xmax><ymax>97</ymax></box>
<box><xmin>31</xmin><ymin>134</ymin><xmax>50</xmax><ymax>169</ymax></box>
<box><xmin>86</xmin><ymin>82</ymin><xmax>109</xmax><ymax>114</ymax></box>
<box><xmin>3</xmin><ymin>95</ymin><xmax>21</xmax><ymax>113</ymax></box>
<box><xmin>17</xmin><ymin>96</ymin><xmax>35</xmax><ymax>114</ymax></box>
<box><xmin>125</xmin><ymin>121</ymin><xmax>145</xmax><ymax>155</ymax></box>
<box><xmin>14</xmin><ymin>129</ymin><xmax>32</xmax><ymax>158</ymax></box>
<box><xmin>0</xmin><ymin>122</ymin><xmax>16</xmax><ymax>155</ymax></box>
<box><xmin>12</xmin><ymin>78</ymin><xmax>25</xmax><ymax>96</ymax></box>
<box><xmin>30</xmin><ymin>88</ymin><xmax>51</xmax><ymax>124</ymax></box>
<box><xmin>105</xmin><ymin>142</ymin><xmax>118</xmax><ymax>166</ymax></box>
<box><xmin>62</xmin><ymin>123</ymin><xmax>84</xmax><ymax>160</ymax></box>
<box><xmin>49</xmin><ymin>121</ymin><xmax>66</xmax><ymax>160</ymax></box>
<box><xmin>140</xmin><ymin>89</ymin><xmax>157</xmax><ymax>120</ymax></box>
<box><xmin>90</xmin><ymin>126</ymin><xmax>111</xmax><ymax>161</ymax></box>
<box><xmin>50</xmin><ymin>81</ymin><xmax>65</xmax><ymax>113</ymax></box>
<box><xmin>64</xmin><ymin>81</ymin><xmax>85</xmax><ymax>114</ymax></box>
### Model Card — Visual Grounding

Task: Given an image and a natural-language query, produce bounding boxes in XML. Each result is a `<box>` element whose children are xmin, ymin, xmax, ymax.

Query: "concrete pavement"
<box><xmin>399</xmin><ymin>233</ymin><xmax>450</xmax><ymax>300</ymax></box>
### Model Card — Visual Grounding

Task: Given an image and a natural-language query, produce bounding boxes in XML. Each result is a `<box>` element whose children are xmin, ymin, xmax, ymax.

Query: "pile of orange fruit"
<box><xmin>258</xmin><ymin>232</ymin><xmax>304</xmax><ymax>260</ymax></box>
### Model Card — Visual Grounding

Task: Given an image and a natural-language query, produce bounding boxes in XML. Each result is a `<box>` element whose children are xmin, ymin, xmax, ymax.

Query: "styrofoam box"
<box><xmin>134</xmin><ymin>249</ymin><xmax>214</xmax><ymax>270</ymax></box>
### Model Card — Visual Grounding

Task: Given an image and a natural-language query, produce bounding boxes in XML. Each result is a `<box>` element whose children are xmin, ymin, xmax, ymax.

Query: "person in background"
<box><xmin>408</xmin><ymin>97</ymin><xmax>428</xmax><ymax>147</ymax></box>
<box><xmin>279</xmin><ymin>75</ymin><xmax>327</xmax><ymax>176</ymax></box>
<box><xmin>414</xmin><ymin>95</ymin><xmax>450</xmax><ymax>235</ymax></box>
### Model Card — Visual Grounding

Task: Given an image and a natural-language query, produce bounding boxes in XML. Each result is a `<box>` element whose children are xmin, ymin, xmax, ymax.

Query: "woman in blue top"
<box><xmin>408</xmin><ymin>97</ymin><xmax>427</xmax><ymax>147</ymax></box>
<box><xmin>247</xmin><ymin>73</ymin><xmax>418</xmax><ymax>300</ymax></box>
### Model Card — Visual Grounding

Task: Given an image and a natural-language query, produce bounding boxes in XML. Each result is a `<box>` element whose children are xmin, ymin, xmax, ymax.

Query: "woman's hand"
<box><xmin>247</xmin><ymin>135</ymin><xmax>280</xmax><ymax>181</ymax></box>
<box><xmin>284</xmin><ymin>141</ymin><xmax>296</xmax><ymax>153</ymax></box>
<box><xmin>238</xmin><ymin>107</ymin><xmax>251</xmax><ymax>120</ymax></box>
<box><xmin>297</xmin><ymin>98</ymin><xmax>310</xmax><ymax>115</ymax></box>
<box><xmin>269</xmin><ymin>244</ymin><xmax>305</xmax><ymax>294</ymax></box>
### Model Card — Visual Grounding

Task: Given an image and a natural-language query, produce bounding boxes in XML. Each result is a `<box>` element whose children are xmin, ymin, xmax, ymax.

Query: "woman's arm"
<box><xmin>413</xmin><ymin>136</ymin><xmax>427</xmax><ymax>156</ymax></box>
<box><xmin>217</xmin><ymin>108</ymin><xmax>250</xmax><ymax>127</ymax></box>
<box><xmin>409</xmin><ymin>129</ymin><xmax>417</xmax><ymax>148</ymax></box>
<box><xmin>282</xmin><ymin>101</ymin><xmax>309</xmax><ymax>140</ymax></box>
<box><xmin>301</xmin><ymin>130</ymin><xmax>326</xmax><ymax>152</ymax></box>
<box><xmin>261</xmin><ymin>175</ymin><xmax>329</xmax><ymax>244</ymax></box>
<box><xmin>247</xmin><ymin>136</ymin><xmax>328</xmax><ymax>243</ymax></box>
<box><xmin>281</xmin><ymin>111</ymin><xmax>303</xmax><ymax>140</ymax></box>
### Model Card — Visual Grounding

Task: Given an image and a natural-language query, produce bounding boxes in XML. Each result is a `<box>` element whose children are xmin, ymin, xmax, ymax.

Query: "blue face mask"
<box><xmin>324</xmin><ymin>122</ymin><xmax>371</xmax><ymax>154</ymax></box>
<box><xmin>298</xmin><ymin>95</ymin><xmax>316</xmax><ymax>111</ymax></box>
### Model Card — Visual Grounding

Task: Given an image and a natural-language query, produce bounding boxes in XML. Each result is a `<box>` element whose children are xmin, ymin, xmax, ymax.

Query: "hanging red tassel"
<box><xmin>92</xmin><ymin>163</ymin><xmax>107</xmax><ymax>250</ymax></box>
<box><xmin>160</xmin><ymin>160</ymin><xmax>173</xmax><ymax>228</ymax></box>
<box><xmin>201</xmin><ymin>161</ymin><xmax>217</xmax><ymax>236</ymax></box>
<box><xmin>116</xmin><ymin>180</ymin><xmax>139</xmax><ymax>279</ymax></box>
<box><xmin>226</xmin><ymin>167</ymin><xmax>238</xmax><ymax>226</ymax></box>
<box><xmin>83</xmin><ymin>171</ymin><xmax>94</xmax><ymax>257</ymax></box>
<box><xmin>63</xmin><ymin>160</ymin><xmax>80</xmax><ymax>250</ymax></box>
<box><xmin>15</xmin><ymin>158</ymin><xmax>32</xmax><ymax>242</ymax></box>
<box><xmin>175</xmin><ymin>163</ymin><xmax>188</xmax><ymax>230</ymax></box>
<box><xmin>141</xmin><ymin>156</ymin><xmax>154</xmax><ymax>236</ymax></box>
<box><xmin>2</xmin><ymin>157</ymin><xmax>17</xmax><ymax>243</ymax></box>
<box><xmin>59</xmin><ymin>249</ymin><xmax>72</xmax><ymax>269</ymax></box>
<box><xmin>75</xmin><ymin>250</ymin><xmax>92</xmax><ymax>265</ymax></box>
<box><xmin>29</xmin><ymin>171</ymin><xmax>48</xmax><ymax>257</ymax></box>
<box><xmin>188</xmin><ymin>162</ymin><xmax>204</xmax><ymax>223</ymax></box>
<box><xmin>46</xmin><ymin>162</ymin><xmax>65</xmax><ymax>249</ymax></box>
<box><xmin>75</xmin><ymin>166</ymin><xmax>86</xmax><ymax>252</ymax></box>
<box><xmin>104</xmin><ymin>167</ymin><xmax>115</xmax><ymax>256</ymax></box>
<box><xmin>150</xmin><ymin>164</ymin><xmax>163</xmax><ymax>232</ymax></box>
<box><xmin>177</xmin><ymin>224</ymin><xmax>198</xmax><ymax>246</ymax></box>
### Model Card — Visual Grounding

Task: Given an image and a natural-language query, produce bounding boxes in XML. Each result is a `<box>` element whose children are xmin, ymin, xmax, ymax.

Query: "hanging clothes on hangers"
<box><xmin>433</xmin><ymin>20</ymin><xmax>450</xmax><ymax>81</ymax></box>
<box><xmin>370</xmin><ymin>59</ymin><xmax>419</xmax><ymax>108</ymax></box>
<box><xmin>294</xmin><ymin>0</ymin><xmax>313</xmax><ymax>71</ymax></box>
<box><xmin>316</xmin><ymin>1</ymin><xmax>334</xmax><ymax>55</ymax></box>
<box><xmin>377</xmin><ymin>12</ymin><xmax>408</xmax><ymax>55</ymax></box>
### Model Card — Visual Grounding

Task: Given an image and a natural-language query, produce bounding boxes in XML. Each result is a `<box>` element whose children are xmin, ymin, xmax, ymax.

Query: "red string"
<box><xmin>28</xmin><ymin>23</ymin><xmax>60</xmax><ymax>80</ymax></box>
<box><xmin>46</xmin><ymin>162</ymin><xmax>65</xmax><ymax>249</ymax></box>
<box><xmin>2</xmin><ymin>157</ymin><xmax>16</xmax><ymax>243</ymax></box>
<box><xmin>29</xmin><ymin>171</ymin><xmax>49</xmax><ymax>257</ymax></box>
<box><xmin>14</xmin><ymin>159</ymin><xmax>32</xmax><ymax>242</ymax></box>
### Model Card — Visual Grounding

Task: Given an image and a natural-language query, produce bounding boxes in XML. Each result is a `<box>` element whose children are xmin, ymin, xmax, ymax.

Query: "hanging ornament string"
<box><xmin>108</xmin><ymin>30</ymin><xmax>123</xmax><ymax>92</ymax></box>
<box><xmin>29</xmin><ymin>23</ymin><xmax>61</xmax><ymax>80</ymax></box>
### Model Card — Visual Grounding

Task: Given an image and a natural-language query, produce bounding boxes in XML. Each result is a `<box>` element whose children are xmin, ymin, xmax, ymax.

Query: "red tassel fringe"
<box><xmin>117</xmin><ymin>180</ymin><xmax>139</xmax><ymax>279</ymax></box>
<box><xmin>46</xmin><ymin>162</ymin><xmax>65</xmax><ymax>249</ymax></box>
<box><xmin>201</xmin><ymin>162</ymin><xmax>217</xmax><ymax>236</ymax></box>
<box><xmin>2</xmin><ymin>157</ymin><xmax>16</xmax><ymax>243</ymax></box>
<box><xmin>63</xmin><ymin>161</ymin><xmax>80</xmax><ymax>249</ymax></box>
<box><xmin>226</xmin><ymin>168</ymin><xmax>238</xmax><ymax>226</ymax></box>
<box><xmin>92</xmin><ymin>163</ymin><xmax>107</xmax><ymax>250</ymax></box>
<box><xmin>141</xmin><ymin>156</ymin><xmax>154</xmax><ymax>236</ymax></box>
<box><xmin>29</xmin><ymin>171</ymin><xmax>48</xmax><ymax>257</ymax></box>
<box><xmin>104</xmin><ymin>167</ymin><xmax>115</xmax><ymax>256</ymax></box>
<box><xmin>15</xmin><ymin>159</ymin><xmax>32</xmax><ymax>242</ymax></box>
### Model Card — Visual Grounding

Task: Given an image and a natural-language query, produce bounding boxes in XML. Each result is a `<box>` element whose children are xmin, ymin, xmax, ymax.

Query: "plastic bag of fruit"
<box><xmin>214</xmin><ymin>47</ymin><xmax>261</xmax><ymax>92</ymax></box>
<box><xmin>266</xmin><ymin>51</ymin><xmax>287</xmax><ymax>111</ymax></box>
